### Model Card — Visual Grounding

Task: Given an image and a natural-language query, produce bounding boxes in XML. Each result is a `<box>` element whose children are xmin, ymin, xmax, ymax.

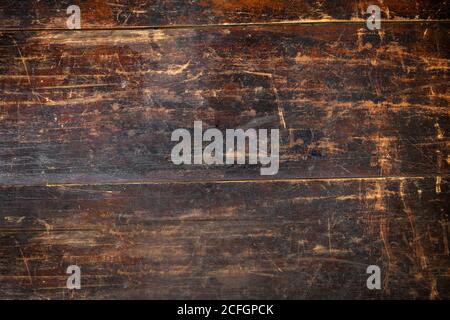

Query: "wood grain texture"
<box><xmin>0</xmin><ymin>176</ymin><xmax>448</xmax><ymax>299</ymax></box>
<box><xmin>0</xmin><ymin>0</ymin><xmax>448</xmax><ymax>30</ymax></box>
<box><xmin>0</xmin><ymin>1</ymin><xmax>449</xmax><ymax>301</ymax></box>
<box><xmin>0</xmin><ymin>24</ymin><xmax>449</xmax><ymax>185</ymax></box>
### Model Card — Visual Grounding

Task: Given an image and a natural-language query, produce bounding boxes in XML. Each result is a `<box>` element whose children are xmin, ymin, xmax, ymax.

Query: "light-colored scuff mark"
<box><xmin>270</xmin><ymin>78</ymin><xmax>286</xmax><ymax>130</ymax></box>
<box><xmin>36</xmin><ymin>219</ymin><xmax>53</xmax><ymax>233</ymax></box>
<box><xmin>436</xmin><ymin>176</ymin><xmax>442</xmax><ymax>194</ymax></box>
<box><xmin>316</xmin><ymin>140</ymin><xmax>345</xmax><ymax>156</ymax></box>
<box><xmin>400</xmin><ymin>180</ymin><xmax>429</xmax><ymax>270</ymax></box>
<box><xmin>12</xmin><ymin>38</ymin><xmax>31</xmax><ymax>85</ymax></box>
<box><xmin>0</xmin><ymin>91</ymin><xmax>129</xmax><ymax>107</ymax></box>
<box><xmin>312</xmin><ymin>244</ymin><xmax>350</xmax><ymax>255</ymax></box>
<box><xmin>277</xmin><ymin>105</ymin><xmax>286</xmax><ymax>129</ymax></box>
<box><xmin>243</xmin><ymin>70</ymin><xmax>273</xmax><ymax>78</ymax></box>
<box><xmin>155</xmin><ymin>61</ymin><xmax>190</xmax><ymax>76</ymax></box>
<box><xmin>430</xmin><ymin>278</ymin><xmax>439</xmax><ymax>300</ymax></box>
<box><xmin>379</xmin><ymin>216</ymin><xmax>393</xmax><ymax>291</ymax></box>
<box><xmin>336</xmin><ymin>194</ymin><xmax>359</xmax><ymax>201</ymax></box>
<box><xmin>289</xmin><ymin>194</ymin><xmax>357</xmax><ymax>203</ymax></box>
<box><xmin>375</xmin><ymin>136</ymin><xmax>396</xmax><ymax>176</ymax></box>
<box><xmin>4</xmin><ymin>216</ymin><xmax>25</xmax><ymax>224</ymax></box>
<box><xmin>421</xmin><ymin>57</ymin><xmax>450</xmax><ymax>72</ymax></box>
<box><xmin>15</xmin><ymin>240</ymin><xmax>33</xmax><ymax>285</ymax></box>
<box><xmin>149</xmin><ymin>29</ymin><xmax>169</xmax><ymax>42</ymax></box>
<box><xmin>372</xmin><ymin>180</ymin><xmax>386</xmax><ymax>211</ymax></box>
<box><xmin>295</xmin><ymin>53</ymin><xmax>313</xmax><ymax>63</ymax></box>
<box><xmin>235</xmin><ymin>69</ymin><xmax>286</xmax><ymax>129</ymax></box>
<box><xmin>356</xmin><ymin>28</ymin><xmax>365</xmax><ymax>52</ymax></box>
<box><xmin>434</xmin><ymin>123</ymin><xmax>444</xmax><ymax>140</ymax></box>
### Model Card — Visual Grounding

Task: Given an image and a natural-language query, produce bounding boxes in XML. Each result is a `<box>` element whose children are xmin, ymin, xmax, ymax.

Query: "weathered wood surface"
<box><xmin>0</xmin><ymin>177</ymin><xmax>448</xmax><ymax>299</ymax></box>
<box><xmin>0</xmin><ymin>1</ymin><xmax>449</xmax><ymax>301</ymax></box>
<box><xmin>0</xmin><ymin>24</ymin><xmax>448</xmax><ymax>185</ymax></box>
<box><xmin>0</xmin><ymin>0</ymin><xmax>448</xmax><ymax>30</ymax></box>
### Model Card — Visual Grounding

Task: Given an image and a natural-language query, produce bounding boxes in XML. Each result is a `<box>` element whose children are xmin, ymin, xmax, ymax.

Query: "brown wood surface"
<box><xmin>0</xmin><ymin>1</ymin><xmax>449</xmax><ymax>300</ymax></box>
<box><xmin>0</xmin><ymin>0</ymin><xmax>448</xmax><ymax>30</ymax></box>
<box><xmin>0</xmin><ymin>177</ymin><xmax>448</xmax><ymax>299</ymax></box>
<box><xmin>0</xmin><ymin>24</ymin><xmax>449</xmax><ymax>185</ymax></box>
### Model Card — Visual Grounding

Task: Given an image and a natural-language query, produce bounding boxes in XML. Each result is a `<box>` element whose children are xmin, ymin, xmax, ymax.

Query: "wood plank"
<box><xmin>0</xmin><ymin>24</ymin><xmax>448</xmax><ymax>184</ymax></box>
<box><xmin>0</xmin><ymin>176</ymin><xmax>448</xmax><ymax>299</ymax></box>
<box><xmin>0</xmin><ymin>1</ymin><xmax>448</xmax><ymax>30</ymax></box>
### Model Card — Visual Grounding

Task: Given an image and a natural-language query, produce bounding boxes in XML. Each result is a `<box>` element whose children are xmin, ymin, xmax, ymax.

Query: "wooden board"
<box><xmin>0</xmin><ymin>1</ymin><xmax>448</xmax><ymax>300</ymax></box>
<box><xmin>0</xmin><ymin>0</ymin><xmax>448</xmax><ymax>30</ymax></box>
<box><xmin>0</xmin><ymin>176</ymin><xmax>448</xmax><ymax>299</ymax></box>
<box><xmin>0</xmin><ymin>24</ymin><xmax>449</xmax><ymax>185</ymax></box>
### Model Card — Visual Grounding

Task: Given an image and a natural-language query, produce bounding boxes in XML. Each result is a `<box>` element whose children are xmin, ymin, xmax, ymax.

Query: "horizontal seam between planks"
<box><xmin>0</xmin><ymin>174</ymin><xmax>448</xmax><ymax>188</ymax></box>
<box><xmin>0</xmin><ymin>19</ymin><xmax>450</xmax><ymax>33</ymax></box>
